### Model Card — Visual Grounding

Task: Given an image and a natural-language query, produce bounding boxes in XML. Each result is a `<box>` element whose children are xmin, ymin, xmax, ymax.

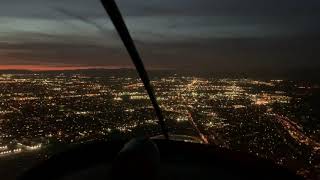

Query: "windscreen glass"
<box><xmin>0</xmin><ymin>0</ymin><xmax>319</xmax><ymax>179</ymax></box>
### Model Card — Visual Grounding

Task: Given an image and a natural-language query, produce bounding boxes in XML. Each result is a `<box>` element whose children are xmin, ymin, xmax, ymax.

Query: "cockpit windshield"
<box><xmin>0</xmin><ymin>0</ymin><xmax>319</xmax><ymax>179</ymax></box>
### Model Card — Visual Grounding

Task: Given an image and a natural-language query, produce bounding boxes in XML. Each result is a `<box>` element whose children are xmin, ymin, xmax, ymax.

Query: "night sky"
<box><xmin>0</xmin><ymin>0</ymin><xmax>319</xmax><ymax>72</ymax></box>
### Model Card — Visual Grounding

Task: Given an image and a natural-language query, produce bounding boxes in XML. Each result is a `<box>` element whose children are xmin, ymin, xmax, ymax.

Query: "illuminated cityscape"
<box><xmin>0</xmin><ymin>71</ymin><xmax>319</xmax><ymax>179</ymax></box>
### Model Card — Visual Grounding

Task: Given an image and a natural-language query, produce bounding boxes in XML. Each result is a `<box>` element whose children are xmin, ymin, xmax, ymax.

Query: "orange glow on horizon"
<box><xmin>0</xmin><ymin>65</ymin><xmax>129</xmax><ymax>71</ymax></box>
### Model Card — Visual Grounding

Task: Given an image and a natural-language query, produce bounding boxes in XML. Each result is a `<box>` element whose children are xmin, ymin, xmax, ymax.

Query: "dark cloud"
<box><xmin>138</xmin><ymin>36</ymin><xmax>320</xmax><ymax>70</ymax></box>
<box><xmin>116</xmin><ymin>0</ymin><xmax>320</xmax><ymax>18</ymax></box>
<box><xmin>1</xmin><ymin>36</ymin><xmax>319</xmax><ymax>71</ymax></box>
<box><xmin>0</xmin><ymin>0</ymin><xmax>319</xmax><ymax>71</ymax></box>
<box><xmin>0</xmin><ymin>41</ymin><xmax>130</xmax><ymax>66</ymax></box>
<box><xmin>1</xmin><ymin>0</ymin><xmax>319</xmax><ymax>18</ymax></box>
<box><xmin>54</xmin><ymin>7</ymin><xmax>107</xmax><ymax>33</ymax></box>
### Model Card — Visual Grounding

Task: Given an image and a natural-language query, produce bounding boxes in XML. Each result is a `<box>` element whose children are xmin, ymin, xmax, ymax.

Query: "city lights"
<box><xmin>0</xmin><ymin>72</ymin><xmax>318</xmax><ymax>178</ymax></box>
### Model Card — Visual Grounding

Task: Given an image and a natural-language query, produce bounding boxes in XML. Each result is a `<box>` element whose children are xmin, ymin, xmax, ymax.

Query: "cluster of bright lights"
<box><xmin>25</xmin><ymin>144</ymin><xmax>42</xmax><ymax>150</ymax></box>
<box><xmin>0</xmin><ymin>146</ymin><xmax>8</xmax><ymax>150</ymax></box>
<box><xmin>0</xmin><ymin>148</ymin><xmax>22</xmax><ymax>156</ymax></box>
